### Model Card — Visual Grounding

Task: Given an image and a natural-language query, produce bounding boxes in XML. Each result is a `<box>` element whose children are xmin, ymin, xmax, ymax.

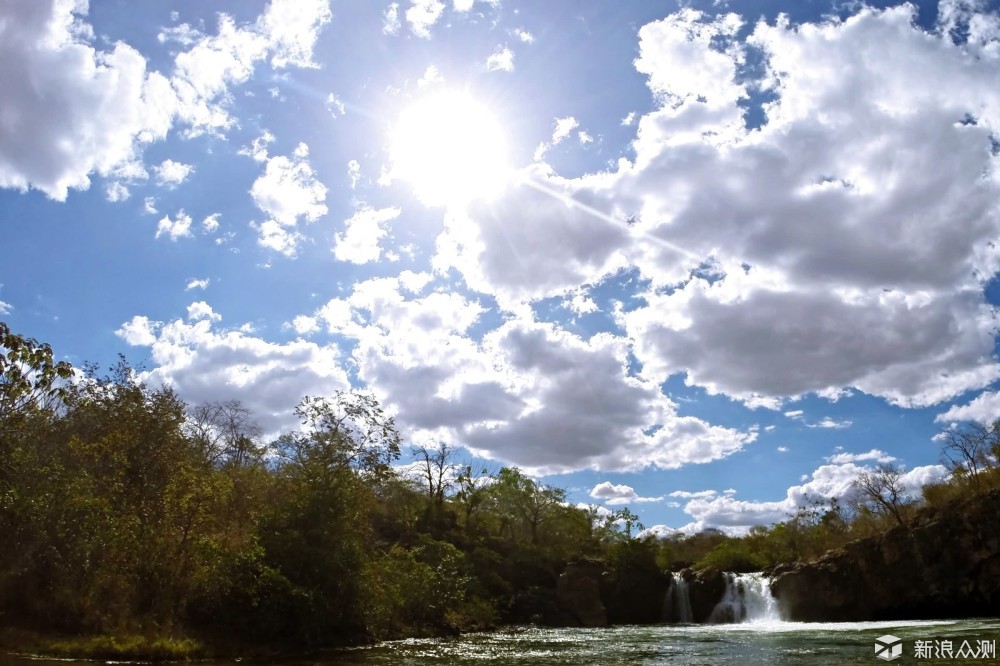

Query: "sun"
<box><xmin>388</xmin><ymin>90</ymin><xmax>510</xmax><ymax>207</ymax></box>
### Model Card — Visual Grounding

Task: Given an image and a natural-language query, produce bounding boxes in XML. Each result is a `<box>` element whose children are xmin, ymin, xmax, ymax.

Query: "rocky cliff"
<box><xmin>555</xmin><ymin>560</ymin><xmax>608</xmax><ymax>627</ymax></box>
<box><xmin>771</xmin><ymin>489</ymin><xmax>1000</xmax><ymax>621</ymax></box>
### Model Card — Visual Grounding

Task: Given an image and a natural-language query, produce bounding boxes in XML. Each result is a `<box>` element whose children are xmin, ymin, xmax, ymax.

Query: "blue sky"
<box><xmin>3</xmin><ymin>0</ymin><xmax>1000</xmax><ymax>534</ymax></box>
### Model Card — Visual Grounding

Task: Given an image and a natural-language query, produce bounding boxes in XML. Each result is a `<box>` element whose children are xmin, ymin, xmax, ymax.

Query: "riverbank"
<box><xmin>0</xmin><ymin>628</ymin><xmax>211</xmax><ymax>661</ymax></box>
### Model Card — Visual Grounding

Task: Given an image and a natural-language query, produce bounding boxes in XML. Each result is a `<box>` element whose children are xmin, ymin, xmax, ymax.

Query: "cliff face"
<box><xmin>771</xmin><ymin>489</ymin><xmax>1000</xmax><ymax>621</ymax></box>
<box><xmin>555</xmin><ymin>561</ymin><xmax>608</xmax><ymax>627</ymax></box>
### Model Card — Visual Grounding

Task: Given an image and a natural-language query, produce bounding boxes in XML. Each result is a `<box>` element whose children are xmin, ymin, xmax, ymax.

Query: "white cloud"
<box><xmin>670</xmin><ymin>459</ymin><xmax>951</xmax><ymax>533</ymax></box>
<box><xmin>486</xmin><ymin>46</ymin><xmax>514</xmax><ymax>72</ymax></box>
<box><xmin>158</xmin><ymin>23</ymin><xmax>203</xmax><ymax>47</ymax></box>
<box><xmin>406</xmin><ymin>0</ymin><xmax>445</xmax><ymax>39</ymax></box>
<box><xmin>513</xmin><ymin>28</ymin><xmax>534</xmax><ymax>43</ymax></box>
<box><xmin>153</xmin><ymin>159</ymin><xmax>193</xmax><ymax>186</ymax></box>
<box><xmin>0</xmin><ymin>0</ymin><xmax>332</xmax><ymax>200</ymax></box>
<box><xmin>155</xmin><ymin>210</ymin><xmax>193</xmax><ymax>240</ymax></box>
<box><xmin>105</xmin><ymin>181</ymin><xmax>130</xmax><ymax>202</ymax></box>
<box><xmin>552</xmin><ymin>116</ymin><xmax>579</xmax><ymax>144</ymax></box>
<box><xmin>417</xmin><ymin>65</ymin><xmax>443</xmax><ymax>88</ymax></box>
<box><xmin>115</xmin><ymin>308</ymin><xmax>350</xmax><ymax>435</ymax></box>
<box><xmin>826</xmin><ymin>448</ymin><xmax>896</xmax><ymax>464</ymax></box>
<box><xmin>325</xmin><ymin>93</ymin><xmax>345</xmax><ymax>117</ymax></box>
<box><xmin>288</xmin><ymin>315</ymin><xmax>320</xmax><ymax>336</ymax></box>
<box><xmin>453</xmin><ymin>0</ymin><xmax>474</xmax><ymax>11</ymax></box>
<box><xmin>0</xmin><ymin>300</ymin><xmax>12</xmax><ymax>315</ymax></box>
<box><xmin>187</xmin><ymin>301</ymin><xmax>221</xmax><ymax>322</ymax></box>
<box><xmin>185</xmin><ymin>278</ymin><xmax>210</xmax><ymax>291</ymax></box>
<box><xmin>936</xmin><ymin>390</ymin><xmax>1000</xmax><ymax>424</ymax></box>
<box><xmin>202</xmin><ymin>213</ymin><xmax>221</xmax><ymax>233</ymax></box>
<box><xmin>777</xmin><ymin>446</ymin><xmax>788</xmax><ymax>453</ymax></box>
<box><xmin>333</xmin><ymin>206</ymin><xmax>400</xmax><ymax>264</ymax></box>
<box><xmin>347</xmin><ymin>160</ymin><xmax>362</xmax><ymax>189</ymax></box>
<box><xmin>621</xmin><ymin>111</ymin><xmax>637</xmax><ymax>126</ymax></box>
<box><xmin>302</xmin><ymin>279</ymin><xmax>754</xmax><ymax>474</ymax></box>
<box><xmin>809</xmin><ymin>417</ymin><xmax>853</xmax><ymax>429</ymax></box>
<box><xmin>434</xmin><ymin>165</ymin><xmax>630</xmax><ymax>307</ymax></box>
<box><xmin>669</xmin><ymin>489</ymin><xmax>721</xmax><ymax>500</ymax></box>
<box><xmin>117</xmin><ymin>315</ymin><xmax>159</xmax><ymax>346</ymax></box>
<box><xmin>0</xmin><ymin>1</ymin><xmax>171</xmax><ymax>200</ymax></box>
<box><xmin>383</xmin><ymin>3</ymin><xmax>401</xmax><ymax>35</ymax></box>
<box><xmin>249</xmin><ymin>142</ymin><xmax>328</xmax><ymax>256</ymax></box>
<box><xmin>590</xmin><ymin>481</ymin><xmax>663</xmax><ymax>505</ymax></box>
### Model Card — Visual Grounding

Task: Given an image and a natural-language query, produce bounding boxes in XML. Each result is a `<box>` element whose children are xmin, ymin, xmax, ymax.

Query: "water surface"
<box><xmin>4</xmin><ymin>619</ymin><xmax>998</xmax><ymax>665</ymax></box>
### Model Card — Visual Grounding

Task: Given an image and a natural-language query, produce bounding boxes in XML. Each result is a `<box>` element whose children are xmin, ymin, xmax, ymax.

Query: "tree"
<box><xmin>938</xmin><ymin>421</ymin><xmax>1000</xmax><ymax>488</ymax></box>
<box><xmin>613</xmin><ymin>507</ymin><xmax>644</xmax><ymax>541</ymax></box>
<box><xmin>852</xmin><ymin>464</ymin><xmax>910</xmax><ymax>528</ymax></box>
<box><xmin>411</xmin><ymin>442</ymin><xmax>458</xmax><ymax>533</ymax></box>
<box><xmin>186</xmin><ymin>400</ymin><xmax>264</xmax><ymax>469</ymax></box>
<box><xmin>454</xmin><ymin>464</ymin><xmax>494</xmax><ymax>535</ymax></box>
<box><xmin>0</xmin><ymin>322</ymin><xmax>73</xmax><ymax>426</ymax></box>
<box><xmin>488</xmin><ymin>467</ymin><xmax>565</xmax><ymax>546</ymax></box>
<box><xmin>280</xmin><ymin>391</ymin><xmax>401</xmax><ymax>480</ymax></box>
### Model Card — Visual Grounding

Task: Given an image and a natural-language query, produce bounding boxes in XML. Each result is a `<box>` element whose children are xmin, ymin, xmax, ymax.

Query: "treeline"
<box><xmin>0</xmin><ymin>323</ymin><xmax>657</xmax><ymax>650</ymax></box>
<box><xmin>656</xmin><ymin>428</ymin><xmax>1000</xmax><ymax>574</ymax></box>
<box><xmin>2</xmin><ymin>322</ymin><xmax>996</xmax><ymax>652</ymax></box>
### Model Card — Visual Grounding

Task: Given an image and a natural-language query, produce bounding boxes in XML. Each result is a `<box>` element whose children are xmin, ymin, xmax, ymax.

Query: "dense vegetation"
<box><xmin>1</xmin><ymin>322</ymin><xmax>997</xmax><ymax>655</ymax></box>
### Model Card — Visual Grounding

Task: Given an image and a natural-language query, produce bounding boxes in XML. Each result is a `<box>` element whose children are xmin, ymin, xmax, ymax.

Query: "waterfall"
<box><xmin>664</xmin><ymin>572</ymin><xmax>694</xmax><ymax>623</ymax></box>
<box><xmin>708</xmin><ymin>572</ymin><xmax>780</xmax><ymax>624</ymax></box>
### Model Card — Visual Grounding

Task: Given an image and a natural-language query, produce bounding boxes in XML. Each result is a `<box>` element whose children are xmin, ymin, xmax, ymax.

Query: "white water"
<box><xmin>708</xmin><ymin>572</ymin><xmax>781</xmax><ymax>624</ymax></box>
<box><xmin>664</xmin><ymin>572</ymin><xmax>694</xmax><ymax>623</ymax></box>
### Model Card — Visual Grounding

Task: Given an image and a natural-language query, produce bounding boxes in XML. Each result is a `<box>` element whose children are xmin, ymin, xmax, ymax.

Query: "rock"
<box><xmin>685</xmin><ymin>567</ymin><xmax>727</xmax><ymax>623</ymax></box>
<box><xmin>771</xmin><ymin>489</ymin><xmax>1000</xmax><ymax>621</ymax></box>
<box><xmin>555</xmin><ymin>560</ymin><xmax>608</xmax><ymax>627</ymax></box>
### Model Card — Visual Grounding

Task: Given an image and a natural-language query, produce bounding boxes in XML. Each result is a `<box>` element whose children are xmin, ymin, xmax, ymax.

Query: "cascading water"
<box><xmin>663</xmin><ymin>572</ymin><xmax>694</xmax><ymax>623</ymax></box>
<box><xmin>708</xmin><ymin>572</ymin><xmax>781</xmax><ymax>623</ymax></box>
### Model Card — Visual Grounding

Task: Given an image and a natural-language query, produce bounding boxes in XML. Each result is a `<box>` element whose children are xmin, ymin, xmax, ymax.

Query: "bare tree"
<box><xmin>938</xmin><ymin>421</ymin><xmax>1000</xmax><ymax>488</ymax></box>
<box><xmin>852</xmin><ymin>464</ymin><xmax>910</xmax><ymax>528</ymax></box>
<box><xmin>186</xmin><ymin>400</ymin><xmax>263</xmax><ymax>468</ymax></box>
<box><xmin>412</xmin><ymin>442</ymin><xmax>459</xmax><ymax>527</ymax></box>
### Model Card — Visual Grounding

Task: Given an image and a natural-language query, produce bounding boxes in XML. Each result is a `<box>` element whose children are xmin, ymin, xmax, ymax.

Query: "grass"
<box><xmin>1</xmin><ymin>628</ymin><xmax>205</xmax><ymax>661</ymax></box>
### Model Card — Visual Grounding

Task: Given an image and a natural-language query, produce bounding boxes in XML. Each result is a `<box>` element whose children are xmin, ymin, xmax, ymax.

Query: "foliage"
<box><xmin>4</xmin><ymin>324</ymin><xmax>1000</xmax><ymax>654</ymax></box>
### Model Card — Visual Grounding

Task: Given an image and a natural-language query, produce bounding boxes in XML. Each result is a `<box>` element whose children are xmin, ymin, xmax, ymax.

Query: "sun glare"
<box><xmin>389</xmin><ymin>91</ymin><xmax>510</xmax><ymax>207</ymax></box>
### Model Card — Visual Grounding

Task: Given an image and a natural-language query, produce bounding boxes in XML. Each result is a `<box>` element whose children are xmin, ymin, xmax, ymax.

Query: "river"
<box><xmin>6</xmin><ymin>618</ymin><xmax>998</xmax><ymax>666</ymax></box>
<box><xmin>329</xmin><ymin>618</ymin><xmax>1000</xmax><ymax>665</ymax></box>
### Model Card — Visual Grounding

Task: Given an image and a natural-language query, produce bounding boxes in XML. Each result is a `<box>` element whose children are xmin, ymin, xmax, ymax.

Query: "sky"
<box><xmin>2</xmin><ymin>0</ymin><xmax>1000</xmax><ymax>535</ymax></box>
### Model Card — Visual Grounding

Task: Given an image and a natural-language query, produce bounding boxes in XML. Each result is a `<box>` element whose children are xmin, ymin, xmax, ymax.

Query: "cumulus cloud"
<box><xmin>668</xmin><ymin>459</ymin><xmax>951</xmax><ymax>534</ymax></box>
<box><xmin>427</xmin><ymin>5</ymin><xmax>1000</xmax><ymax>414</ymax></box>
<box><xmin>296</xmin><ymin>276</ymin><xmax>754</xmax><ymax>474</ymax></box>
<box><xmin>115</xmin><ymin>308</ymin><xmax>350</xmax><ymax>435</ymax></box>
<box><xmin>513</xmin><ymin>28</ymin><xmax>534</xmax><ymax>43</ymax></box>
<box><xmin>486</xmin><ymin>46</ymin><xmax>514</xmax><ymax>72</ymax></box>
<box><xmin>187</xmin><ymin>300</ymin><xmax>221</xmax><ymax>322</ymax></box>
<box><xmin>0</xmin><ymin>1</ymin><xmax>170</xmax><ymax>200</ymax></box>
<box><xmin>249</xmin><ymin>142</ymin><xmax>328</xmax><ymax>256</ymax></box>
<box><xmin>434</xmin><ymin>165</ymin><xmax>631</xmax><ymax>307</ymax></box>
<box><xmin>936</xmin><ymin>390</ymin><xmax>1000</xmax><ymax>424</ymax></box>
<box><xmin>153</xmin><ymin>159</ymin><xmax>193</xmax><ymax>186</ymax></box>
<box><xmin>185</xmin><ymin>278</ymin><xmax>209</xmax><ymax>291</ymax></box>
<box><xmin>201</xmin><ymin>213</ymin><xmax>221</xmax><ymax>233</ymax></box>
<box><xmin>406</xmin><ymin>0</ymin><xmax>445</xmax><ymax>38</ymax></box>
<box><xmin>383</xmin><ymin>3</ymin><xmax>401</xmax><ymax>35</ymax></box>
<box><xmin>155</xmin><ymin>210</ymin><xmax>193</xmax><ymax>240</ymax></box>
<box><xmin>826</xmin><ymin>448</ymin><xmax>896</xmax><ymax>464</ymax></box>
<box><xmin>0</xmin><ymin>0</ymin><xmax>332</xmax><ymax>200</ymax></box>
<box><xmin>333</xmin><ymin>206</ymin><xmax>400</xmax><ymax>264</ymax></box>
<box><xmin>0</xmin><ymin>301</ymin><xmax>12</xmax><ymax>315</ymax></box>
<box><xmin>590</xmin><ymin>481</ymin><xmax>663</xmax><ymax>505</ymax></box>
